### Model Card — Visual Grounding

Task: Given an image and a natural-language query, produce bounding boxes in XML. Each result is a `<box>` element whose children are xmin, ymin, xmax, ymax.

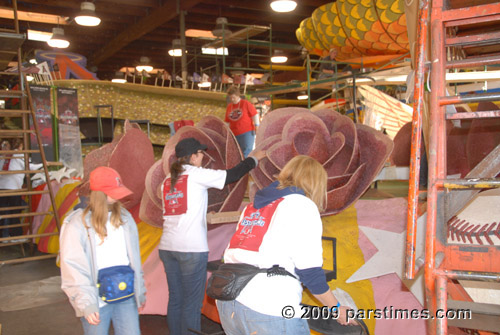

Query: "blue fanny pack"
<box><xmin>97</xmin><ymin>265</ymin><xmax>135</xmax><ymax>304</ymax></box>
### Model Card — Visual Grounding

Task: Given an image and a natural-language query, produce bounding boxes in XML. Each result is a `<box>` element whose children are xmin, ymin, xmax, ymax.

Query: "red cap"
<box><xmin>89</xmin><ymin>166</ymin><xmax>133</xmax><ymax>200</ymax></box>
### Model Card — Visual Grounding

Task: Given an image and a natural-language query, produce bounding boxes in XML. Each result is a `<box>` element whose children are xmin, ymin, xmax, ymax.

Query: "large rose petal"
<box><xmin>256</xmin><ymin>107</ymin><xmax>306</xmax><ymax>143</ymax></box>
<box><xmin>109</xmin><ymin>127</ymin><xmax>155</xmax><ymax>208</ymax></box>
<box><xmin>219</xmin><ymin>176</ymin><xmax>248</xmax><ymax>212</ymax></box>
<box><xmin>326</xmin><ymin>163</ymin><xmax>367</xmax><ymax>214</ymax></box>
<box><xmin>139</xmin><ymin>189</ymin><xmax>164</xmax><ymax>227</ymax></box>
<box><xmin>282</xmin><ymin>112</ymin><xmax>330</xmax><ymax>145</ymax></box>
<box><xmin>145</xmin><ymin>160</ymin><xmax>165</xmax><ymax>207</ymax></box>
<box><xmin>267</xmin><ymin>141</ymin><xmax>295</xmax><ymax>170</ymax></box>
<box><xmin>253</xmin><ymin>109</ymin><xmax>393</xmax><ymax>216</ymax></box>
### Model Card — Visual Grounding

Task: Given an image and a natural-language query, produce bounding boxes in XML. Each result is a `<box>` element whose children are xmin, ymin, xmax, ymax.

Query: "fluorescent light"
<box><xmin>26</xmin><ymin>75</ymin><xmax>34</xmax><ymax>82</ymax></box>
<box><xmin>75</xmin><ymin>2</ymin><xmax>101</xmax><ymax>27</ymax></box>
<box><xmin>136</xmin><ymin>57</ymin><xmax>153</xmax><ymax>72</ymax></box>
<box><xmin>47</xmin><ymin>27</ymin><xmax>69</xmax><ymax>48</ymax></box>
<box><xmin>168</xmin><ymin>49</ymin><xmax>182</xmax><ymax>57</ymax></box>
<box><xmin>186</xmin><ymin>29</ymin><xmax>215</xmax><ymax>39</ymax></box>
<box><xmin>271</xmin><ymin>55</ymin><xmax>287</xmax><ymax>63</ymax></box>
<box><xmin>270</xmin><ymin>0</ymin><xmax>297</xmax><ymax>12</ymax></box>
<box><xmin>198</xmin><ymin>81</ymin><xmax>211</xmax><ymax>88</ymax></box>
<box><xmin>136</xmin><ymin>65</ymin><xmax>153</xmax><ymax>72</ymax></box>
<box><xmin>112</xmin><ymin>78</ymin><xmax>126</xmax><ymax>83</ymax></box>
<box><xmin>297</xmin><ymin>93</ymin><xmax>308</xmax><ymax>100</ymax></box>
<box><xmin>29</xmin><ymin>58</ymin><xmax>37</xmax><ymax>64</ymax></box>
<box><xmin>168</xmin><ymin>39</ymin><xmax>185</xmax><ymax>57</ymax></box>
<box><xmin>27</xmin><ymin>29</ymin><xmax>52</xmax><ymax>42</ymax></box>
<box><xmin>202</xmin><ymin>47</ymin><xmax>228</xmax><ymax>56</ymax></box>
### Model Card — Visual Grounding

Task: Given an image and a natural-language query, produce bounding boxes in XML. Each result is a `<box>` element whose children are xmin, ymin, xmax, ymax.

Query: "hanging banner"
<box><xmin>56</xmin><ymin>87</ymin><xmax>83</xmax><ymax>176</ymax></box>
<box><xmin>29</xmin><ymin>85</ymin><xmax>55</xmax><ymax>163</ymax></box>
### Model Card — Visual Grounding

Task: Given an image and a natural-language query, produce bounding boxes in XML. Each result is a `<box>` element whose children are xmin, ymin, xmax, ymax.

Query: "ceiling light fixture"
<box><xmin>198</xmin><ymin>81</ymin><xmax>211</xmax><ymax>88</ymax></box>
<box><xmin>201</xmin><ymin>47</ymin><xmax>228</xmax><ymax>56</ymax></box>
<box><xmin>168</xmin><ymin>39</ymin><xmax>184</xmax><ymax>57</ymax></box>
<box><xmin>212</xmin><ymin>17</ymin><xmax>232</xmax><ymax>37</ymax></box>
<box><xmin>136</xmin><ymin>56</ymin><xmax>153</xmax><ymax>72</ymax></box>
<box><xmin>27</xmin><ymin>29</ymin><xmax>52</xmax><ymax>42</ymax></box>
<box><xmin>270</xmin><ymin>0</ymin><xmax>297</xmax><ymax>13</ymax></box>
<box><xmin>47</xmin><ymin>27</ymin><xmax>70</xmax><ymax>48</ymax></box>
<box><xmin>297</xmin><ymin>92</ymin><xmax>308</xmax><ymax>100</ymax></box>
<box><xmin>271</xmin><ymin>50</ymin><xmax>287</xmax><ymax>63</ymax></box>
<box><xmin>111</xmin><ymin>71</ymin><xmax>126</xmax><ymax>83</ymax></box>
<box><xmin>75</xmin><ymin>2</ymin><xmax>101</xmax><ymax>26</ymax></box>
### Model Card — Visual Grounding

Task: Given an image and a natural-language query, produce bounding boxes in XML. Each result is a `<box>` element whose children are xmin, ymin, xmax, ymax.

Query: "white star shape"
<box><xmin>347</xmin><ymin>214</ymin><xmax>427</xmax><ymax>305</ymax></box>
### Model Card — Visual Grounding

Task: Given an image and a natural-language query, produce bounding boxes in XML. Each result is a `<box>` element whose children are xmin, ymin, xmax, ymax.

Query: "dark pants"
<box><xmin>159</xmin><ymin>250</ymin><xmax>209</xmax><ymax>335</ymax></box>
<box><xmin>0</xmin><ymin>194</ymin><xmax>25</xmax><ymax>238</ymax></box>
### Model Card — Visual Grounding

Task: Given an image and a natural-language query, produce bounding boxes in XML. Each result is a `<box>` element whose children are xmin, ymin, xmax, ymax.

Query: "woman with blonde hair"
<box><xmin>216</xmin><ymin>155</ymin><xmax>349</xmax><ymax>335</ymax></box>
<box><xmin>60</xmin><ymin>166</ymin><xmax>146</xmax><ymax>335</ymax></box>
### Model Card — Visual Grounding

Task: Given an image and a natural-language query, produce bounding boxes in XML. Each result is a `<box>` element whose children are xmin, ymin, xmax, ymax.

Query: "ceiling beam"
<box><xmin>88</xmin><ymin>0</ymin><xmax>203</xmax><ymax>66</ymax></box>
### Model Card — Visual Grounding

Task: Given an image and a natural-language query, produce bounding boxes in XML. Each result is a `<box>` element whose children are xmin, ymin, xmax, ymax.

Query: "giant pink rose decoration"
<box><xmin>251</xmin><ymin>108</ymin><xmax>393</xmax><ymax>215</ymax></box>
<box><xmin>140</xmin><ymin>116</ymin><xmax>247</xmax><ymax>227</ymax></box>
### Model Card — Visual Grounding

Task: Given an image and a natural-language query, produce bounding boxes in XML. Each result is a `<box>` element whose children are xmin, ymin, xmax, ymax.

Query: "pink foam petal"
<box><xmin>207</xmin><ymin>188</ymin><xmax>228</xmax><ymax>213</ymax></box>
<box><xmin>331</xmin><ymin>114</ymin><xmax>359</xmax><ymax>173</ymax></box>
<box><xmin>125</xmin><ymin>119</ymin><xmax>141</xmax><ymax>131</ymax></box>
<box><xmin>267</xmin><ymin>141</ymin><xmax>294</xmax><ymax>170</ymax></box>
<box><xmin>109</xmin><ymin>127</ymin><xmax>155</xmax><ymax>208</ymax></box>
<box><xmin>323</xmin><ymin>133</ymin><xmax>349</xmax><ymax>176</ymax></box>
<box><xmin>225</xmin><ymin>129</ymin><xmax>243</xmax><ymax>171</ymax></box>
<box><xmin>347</xmin><ymin>123</ymin><xmax>393</xmax><ymax>201</ymax></box>
<box><xmin>324</xmin><ymin>163</ymin><xmax>367</xmax><ymax>215</ymax></box>
<box><xmin>292</xmin><ymin>131</ymin><xmax>330</xmax><ymax>163</ymax></box>
<box><xmin>198</xmin><ymin>115</ymin><xmax>229</xmax><ymax>137</ymax></box>
<box><xmin>139</xmin><ymin>189</ymin><xmax>164</xmax><ymax>227</ymax></box>
<box><xmin>248</xmin><ymin>183</ymin><xmax>259</xmax><ymax>204</ymax></box>
<box><xmin>250</xmin><ymin>157</ymin><xmax>274</xmax><ymax>189</ymax></box>
<box><xmin>327</xmin><ymin>174</ymin><xmax>352</xmax><ymax>190</ymax></box>
<box><xmin>219</xmin><ymin>176</ymin><xmax>248</xmax><ymax>213</ymax></box>
<box><xmin>81</xmin><ymin>136</ymin><xmax>122</xmax><ymax>196</ymax></box>
<box><xmin>255</xmin><ymin>134</ymin><xmax>282</xmax><ymax>151</ymax></box>
<box><xmin>260</xmin><ymin>156</ymin><xmax>281</xmax><ymax>182</ymax></box>
<box><xmin>256</xmin><ymin>107</ymin><xmax>307</xmax><ymax>144</ymax></box>
<box><xmin>282</xmin><ymin>112</ymin><xmax>330</xmax><ymax>144</ymax></box>
<box><xmin>312</xmin><ymin>108</ymin><xmax>339</xmax><ymax>132</ymax></box>
<box><xmin>145</xmin><ymin>160</ymin><xmax>165</xmax><ymax>207</ymax></box>
<box><xmin>199</xmin><ymin>127</ymin><xmax>226</xmax><ymax>164</ymax></box>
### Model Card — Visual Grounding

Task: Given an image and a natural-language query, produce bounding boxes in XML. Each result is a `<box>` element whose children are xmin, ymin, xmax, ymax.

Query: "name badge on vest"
<box><xmin>163</xmin><ymin>175</ymin><xmax>188</xmax><ymax>215</ymax></box>
<box><xmin>229</xmin><ymin>198</ymin><xmax>284</xmax><ymax>251</ymax></box>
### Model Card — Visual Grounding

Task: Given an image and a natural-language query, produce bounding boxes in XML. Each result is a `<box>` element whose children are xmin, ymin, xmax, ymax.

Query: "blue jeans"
<box><xmin>235</xmin><ymin>130</ymin><xmax>255</xmax><ymax>158</ymax></box>
<box><xmin>80</xmin><ymin>297</ymin><xmax>140</xmax><ymax>335</ymax></box>
<box><xmin>159</xmin><ymin>250</ymin><xmax>209</xmax><ymax>335</ymax></box>
<box><xmin>217</xmin><ymin>300</ymin><xmax>310</xmax><ymax>335</ymax></box>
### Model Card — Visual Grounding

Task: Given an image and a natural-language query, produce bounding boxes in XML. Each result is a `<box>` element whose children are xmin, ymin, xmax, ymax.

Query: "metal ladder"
<box><xmin>406</xmin><ymin>0</ymin><xmax>500</xmax><ymax>334</ymax></box>
<box><xmin>0</xmin><ymin>0</ymin><xmax>60</xmax><ymax>264</ymax></box>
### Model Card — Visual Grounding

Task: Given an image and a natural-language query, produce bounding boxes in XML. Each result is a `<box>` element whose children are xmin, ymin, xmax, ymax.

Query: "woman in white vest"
<box><xmin>217</xmin><ymin>155</ymin><xmax>350</xmax><ymax>334</ymax></box>
<box><xmin>159</xmin><ymin>137</ymin><xmax>264</xmax><ymax>335</ymax></box>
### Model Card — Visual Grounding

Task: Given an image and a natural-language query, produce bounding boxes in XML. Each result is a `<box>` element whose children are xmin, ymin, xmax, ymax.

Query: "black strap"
<box><xmin>266</xmin><ymin>265</ymin><xmax>297</xmax><ymax>279</ymax></box>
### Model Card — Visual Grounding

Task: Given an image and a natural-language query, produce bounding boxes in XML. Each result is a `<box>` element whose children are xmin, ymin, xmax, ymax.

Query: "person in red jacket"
<box><xmin>225</xmin><ymin>86</ymin><xmax>260</xmax><ymax>157</ymax></box>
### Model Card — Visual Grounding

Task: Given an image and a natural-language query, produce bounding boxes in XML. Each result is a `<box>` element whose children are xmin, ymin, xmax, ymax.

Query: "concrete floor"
<box><xmin>0</xmin><ymin>246</ymin><xmax>223</xmax><ymax>335</ymax></box>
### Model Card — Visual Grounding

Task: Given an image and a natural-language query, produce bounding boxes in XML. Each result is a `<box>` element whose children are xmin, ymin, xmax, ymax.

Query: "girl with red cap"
<box><xmin>60</xmin><ymin>166</ymin><xmax>146</xmax><ymax>335</ymax></box>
